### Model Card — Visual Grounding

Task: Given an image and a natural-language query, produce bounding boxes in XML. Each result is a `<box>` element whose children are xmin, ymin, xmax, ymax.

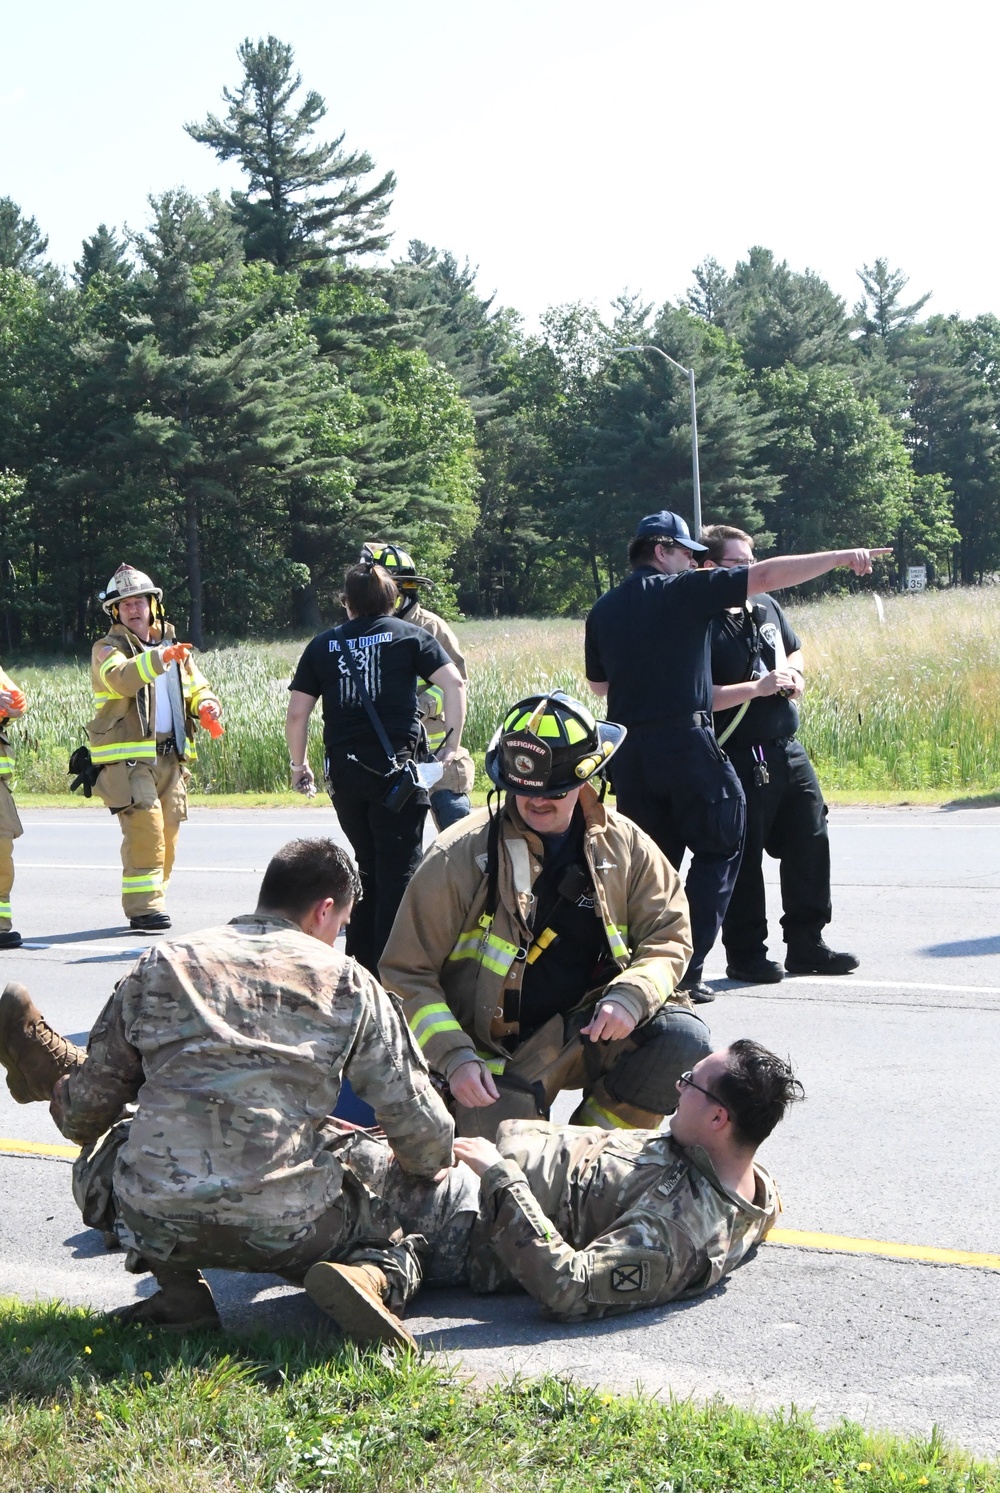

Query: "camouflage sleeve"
<box><xmin>57</xmin><ymin>980</ymin><xmax>144</xmax><ymax>1146</ymax></box>
<box><xmin>479</xmin><ymin>1158</ymin><xmax>701</xmax><ymax>1320</ymax></box>
<box><xmin>343</xmin><ymin>964</ymin><xmax>455</xmax><ymax>1178</ymax></box>
<box><xmin>94</xmin><ymin>643</ymin><xmax>165</xmax><ymax>700</ymax></box>
<box><xmin>602</xmin><ymin>825</ymin><xmax>694</xmax><ymax>1023</ymax></box>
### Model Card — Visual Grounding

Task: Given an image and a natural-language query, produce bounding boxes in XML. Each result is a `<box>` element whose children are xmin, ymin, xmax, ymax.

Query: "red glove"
<box><xmin>7</xmin><ymin>689</ymin><xmax>25</xmax><ymax>713</ymax></box>
<box><xmin>199</xmin><ymin>704</ymin><xmax>224</xmax><ymax>739</ymax></box>
<box><xmin>161</xmin><ymin>643</ymin><xmax>192</xmax><ymax>664</ymax></box>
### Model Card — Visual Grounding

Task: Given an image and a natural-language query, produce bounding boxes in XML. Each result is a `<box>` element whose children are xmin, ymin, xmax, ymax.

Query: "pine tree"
<box><xmin>0</xmin><ymin>199</ymin><xmax>49</xmax><ymax>278</ymax></box>
<box><xmin>186</xmin><ymin>36</ymin><xmax>395</xmax><ymax>276</ymax></box>
<box><xmin>74</xmin><ymin>224</ymin><xmax>132</xmax><ymax>287</ymax></box>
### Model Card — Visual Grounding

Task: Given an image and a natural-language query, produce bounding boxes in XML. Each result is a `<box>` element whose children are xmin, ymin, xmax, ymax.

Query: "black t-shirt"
<box><xmin>514</xmin><ymin>808</ymin><xmax>609</xmax><ymax>1042</ymax></box>
<box><xmin>711</xmin><ymin>594</ymin><xmax>802</xmax><ymax>748</ymax></box>
<box><xmin>289</xmin><ymin>615</ymin><xmax>450</xmax><ymax>758</ymax></box>
<box><xmin>584</xmin><ymin>565</ymin><xmax>750</xmax><ymax>727</ymax></box>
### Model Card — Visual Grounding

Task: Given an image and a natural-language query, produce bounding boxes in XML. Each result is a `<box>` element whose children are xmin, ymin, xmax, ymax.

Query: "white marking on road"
<box><xmin>13</xmin><ymin>864</ymin><xmax>262</xmax><ymax>874</ymax></box>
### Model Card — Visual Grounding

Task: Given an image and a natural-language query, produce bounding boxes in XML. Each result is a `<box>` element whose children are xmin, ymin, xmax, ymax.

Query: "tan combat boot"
<box><xmin>111</xmin><ymin>1272</ymin><xmax>221</xmax><ymax>1333</ymax></box>
<box><xmin>304</xmin><ymin>1261</ymin><xmax>418</xmax><ymax>1351</ymax></box>
<box><xmin>0</xmin><ymin>982</ymin><xmax>86</xmax><ymax>1103</ymax></box>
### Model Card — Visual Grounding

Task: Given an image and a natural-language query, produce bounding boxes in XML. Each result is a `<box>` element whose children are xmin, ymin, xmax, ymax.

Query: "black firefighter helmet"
<box><xmin>485</xmin><ymin>692</ymin><xmax>626</xmax><ymax>797</ymax></box>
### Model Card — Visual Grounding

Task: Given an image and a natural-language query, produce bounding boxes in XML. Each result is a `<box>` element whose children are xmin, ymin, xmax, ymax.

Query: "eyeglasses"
<box><xmin>677</xmin><ymin>1070</ymin><xmax>728</xmax><ymax>1110</ymax></box>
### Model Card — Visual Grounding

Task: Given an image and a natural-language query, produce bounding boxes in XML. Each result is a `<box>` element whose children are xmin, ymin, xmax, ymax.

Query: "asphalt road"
<box><xmin>2</xmin><ymin>803</ymin><xmax>1000</xmax><ymax>1454</ymax></box>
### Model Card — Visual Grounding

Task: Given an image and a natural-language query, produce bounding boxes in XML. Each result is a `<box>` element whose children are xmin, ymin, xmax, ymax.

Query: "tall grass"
<box><xmin>4</xmin><ymin>590</ymin><xmax>1000</xmax><ymax>794</ymax></box>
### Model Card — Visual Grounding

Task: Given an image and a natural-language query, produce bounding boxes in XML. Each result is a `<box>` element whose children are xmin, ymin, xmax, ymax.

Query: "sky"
<box><xmin>2</xmin><ymin>0</ymin><xmax>997</xmax><ymax>329</ymax></box>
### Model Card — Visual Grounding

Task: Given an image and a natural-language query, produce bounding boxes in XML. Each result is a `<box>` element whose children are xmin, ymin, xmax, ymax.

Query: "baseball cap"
<box><xmin>633</xmin><ymin>510</ymin><xmax>708</xmax><ymax>553</ymax></box>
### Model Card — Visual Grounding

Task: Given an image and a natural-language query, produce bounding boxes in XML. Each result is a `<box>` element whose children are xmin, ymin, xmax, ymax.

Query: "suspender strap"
<box><xmin>716</xmin><ymin>603</ymin><xmax>763</xmax><ymax>748</ymax></box>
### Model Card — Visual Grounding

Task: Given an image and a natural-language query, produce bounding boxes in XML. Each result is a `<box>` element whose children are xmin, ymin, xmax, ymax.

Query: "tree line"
<box><xmin>1</xmin><ymin>35</ymin><xmax>996</xmax><ymax>647</ymax></box>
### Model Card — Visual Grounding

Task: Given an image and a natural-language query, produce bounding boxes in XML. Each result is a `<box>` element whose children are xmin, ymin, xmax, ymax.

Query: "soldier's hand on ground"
<box><xmin>580</xmin><ymin>1000</ymin><xmax>636</xmax><ymax>1042</ymax></box>
<box><xmin>453</xmin><ymin>1136</ymin><xmax>504</xmax><ymax>1176</ymax></box>
<box><xmin>448</xmin><ymin>1059</ymin><xmax>501</xmax><ymax>1108</ymax></box>
<box><xmin>49</xmin><ymin>1074</ymin><xmax>70</xmax><ymax>1129</ymax></box>
<box><xmin>840</xmin><ymin>548</ymin><xmax>893</xmax><ymax>576</ymax></box>
<box><xmin>161</xmin><ymin>642</ymin><xmax>193</xmax><ymax>664</ymax></box>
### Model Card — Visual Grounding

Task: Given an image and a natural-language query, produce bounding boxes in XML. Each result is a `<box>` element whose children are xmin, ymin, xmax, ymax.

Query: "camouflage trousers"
<box><xmin>72</xmin><ymin>1117</ymin><xmax>480</xmax><ymax>1312</ymax></box>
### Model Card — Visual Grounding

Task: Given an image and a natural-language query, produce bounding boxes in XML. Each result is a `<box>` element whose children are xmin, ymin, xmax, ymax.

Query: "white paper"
<box><xmin>416</xmin><ymin>762</ymin><xmax>444</xmax><ymax>789</ymax></box>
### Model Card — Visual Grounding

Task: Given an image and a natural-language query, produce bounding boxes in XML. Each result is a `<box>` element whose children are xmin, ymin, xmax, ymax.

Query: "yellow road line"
<box><xmin>0</xmin><ymin>1140</ymin><xmax>996</xmax><ymax>1271</ymax></box>
<box><xmin>769</xmin><ymin>1227</ymin><xmax>1000</xmax><ymax>1270</ymax></box>
<box><xmin>0</xmin><ymin>1137</ymin><xmax>79</xmax><ymax>1160</ymax></box>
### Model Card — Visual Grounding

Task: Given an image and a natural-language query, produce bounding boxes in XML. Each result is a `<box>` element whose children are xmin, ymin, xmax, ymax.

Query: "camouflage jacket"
<box><xmin>468</xmin><ymin>1119</ymin><xmax>779</xmax><ymax>1320</ymax></box>
<box><xmin>380</xmin><ymin>786</ymin><xmax>693</xmax><ymax>1081</ymax></box>
<box><xmin>406</xmin><ymin>601</ymin><xmax>474</xmax><ymax>795</ymax></box>
<box><xmin>56</xmin><ymin>915</ymin><xmax>454</xmax><ymax>1233</ymax></box>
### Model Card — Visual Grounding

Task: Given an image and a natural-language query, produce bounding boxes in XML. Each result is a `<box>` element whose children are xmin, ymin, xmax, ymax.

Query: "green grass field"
<box><xmin>3</xmin><ymin>588</ymin><xmax>998</xmax><ymax>798</ymax></box>
<box><xmin>1</xmin><ymin>1298</ymin><xmax>996</xmax><ymax>1493</ymax></box>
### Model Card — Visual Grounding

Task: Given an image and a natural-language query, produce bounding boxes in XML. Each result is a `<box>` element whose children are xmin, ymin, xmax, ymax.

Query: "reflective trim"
<box><xmin>134</xmin><ymin>650</ymin><xmax>159</xmax><ymax>685</ymax></box>
<box><xmin>98</xmin><ymin>653</ymin><xmax>127</xmax><ymax>689</ymax></box>
<box><xmin>447</xmin><ymin>927</ymin><xmax>519</xmax><ymax>979</ymax></box>
<box><xmin>645</xmin><ymin>961</ymin><xmax>675</xmax><ymax>1001</ymax></box>
<box><xmin>0</xmin><ymin>756</ymin><xmax>14</xmax><ymax>775</ymax></box>
<box><xmin>475</xmin><ymin>1049</ymin><xmax>507</xmax><ymax>1075</ymax></box>
<box><xmin>92</xmin><ymin>690</ymin><xmax>121</xmax><ymax>705</ymax></box>
<box><xmin>409</xmin><ymin>1001</ymin><xmax>465</xmax><ymax>1049</ymax></box>
<box><xmin>424</xmin><ymin>726</ymin><xmax>447</xmax><ymax>750</ymax></box>
<box><xmin>576</xmin><ymin>1097</ymin><xmax>633</xmax><ymax>1130</ymax></box>
<box><xmin>605</xmin><ymin>923</ymin><xmax>629</xmax><ymax>961</ymax></box>
<box><xmin>121</xmin><ymin>872</ymin><xmax>163</xmax><ymax>893</ymax></box>
<box><xmin>0</xmin><ymin>900</ymin><xmax>11</xmax><ymax>918</ymax></box>
<box><xmin>90</xmin><ymin>741</ymin><xmax>156</xmax><ymax>764</ymax></box>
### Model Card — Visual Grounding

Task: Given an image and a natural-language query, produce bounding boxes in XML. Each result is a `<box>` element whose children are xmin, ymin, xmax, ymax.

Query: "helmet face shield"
<box><xmin>486</xmin><ymin>692</ymin><xmax>626</xmax><ymax>797</ymax></box>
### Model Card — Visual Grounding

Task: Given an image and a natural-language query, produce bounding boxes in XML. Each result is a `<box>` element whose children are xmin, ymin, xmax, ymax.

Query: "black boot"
<box><xmin>726</xmin><ymin>955</ymin><xmax>784</xmax><ymax>984</ymax></box>
<box><xmin>785</xmin><ymin>939</ymin><xmax>859</xmax><ymax>976</ymax></box>
<box><xmin>130</xmin><ymin>912</ymin><xmax>172</xmax><ymax>932</ymax></box>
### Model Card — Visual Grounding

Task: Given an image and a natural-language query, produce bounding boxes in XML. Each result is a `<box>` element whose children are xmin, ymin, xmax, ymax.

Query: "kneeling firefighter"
<box><xmin>362</xmin><ymin>542</ymin><xmax>475</xmax><ymax>831</ymax></box>
<box><xmin>379</xmin><ymin>691</ymin><xmax>710</xmax><ymax>1140</ymax></box>
<box><xmin>85</xmin><ymin>564</ymin><xmax>222</xmax><ymax>931</ymax></box>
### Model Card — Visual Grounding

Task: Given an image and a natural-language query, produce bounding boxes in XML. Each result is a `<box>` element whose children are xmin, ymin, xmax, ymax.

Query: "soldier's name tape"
<box><xmin>1</xmin><ymin>1135</ymin><xmax>998</xmax><ymax>1272</ymax></box>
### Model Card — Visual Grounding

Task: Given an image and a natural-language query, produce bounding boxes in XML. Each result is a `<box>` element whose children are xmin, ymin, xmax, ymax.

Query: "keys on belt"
<box><xmin>752</xmin><ymin>744</ymin><xmax>769</xmax><ymax>788</ymax></box>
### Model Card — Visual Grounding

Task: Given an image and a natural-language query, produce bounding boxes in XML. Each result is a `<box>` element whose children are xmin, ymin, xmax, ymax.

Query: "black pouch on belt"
<box><xmin>68</xmin><ymin>744</ymin><xmax>103</xmax><ymax>798</ymax></box>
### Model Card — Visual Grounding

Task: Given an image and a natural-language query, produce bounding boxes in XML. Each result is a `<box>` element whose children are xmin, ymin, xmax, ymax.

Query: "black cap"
<box><xmin>634</xmin><ymin>510</ymin><xmax>707</xmax><ymax>553</ymax></box>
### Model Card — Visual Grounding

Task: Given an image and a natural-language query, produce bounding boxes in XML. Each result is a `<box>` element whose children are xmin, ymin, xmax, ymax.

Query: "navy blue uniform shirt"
<box><xmin>584</xmin><ymin>565</ymin><xmax>750</xmax><ymax>727</ymax></box>
<box><xmin>711</xmin><ymin>594</ymin><xmax>802</xmax><ymax>747</ymax></box>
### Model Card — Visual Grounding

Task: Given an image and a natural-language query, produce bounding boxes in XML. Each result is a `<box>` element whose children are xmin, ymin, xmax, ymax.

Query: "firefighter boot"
<box><xmin>304</xmin><ymin>1262</ymin><xmax>418</xmax><ymax>1351</ymax></box>
<box><xmin>0</xmin><ymin>982</ymin><xmax>85</xmax><ymax>1103</ymax></box>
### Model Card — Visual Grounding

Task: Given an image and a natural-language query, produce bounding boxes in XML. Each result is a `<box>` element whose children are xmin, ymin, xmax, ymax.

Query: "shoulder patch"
<box><xmin>611</xmin><ymin>1261</ymin><xmax>648</xmax><ymax>1293</ymax></box>
<box><xmin>587</xmin><ymin>1247</ymin><xmax>668</xmax><ymax>1307</ymax></box>
<box><xmin>98</xmin><ymin>645</ymin><xmax>116</xmax><ymax>660</ymax></box>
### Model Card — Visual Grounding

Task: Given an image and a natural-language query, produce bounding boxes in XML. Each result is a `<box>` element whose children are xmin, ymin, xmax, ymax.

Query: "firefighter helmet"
<box><xmin>485</xmin><ymin>692</ymin><xmax>626</xmax><ymax>797</ymax></box>
<box><xmin>99</xmin><ymin>563</ymin><xmax>163</xmax><ymax>617</ymax></box>
<box><xmin>360</xmin><ymin>541</ymin><xmax>432</xmax><ymax>588</ymax></box>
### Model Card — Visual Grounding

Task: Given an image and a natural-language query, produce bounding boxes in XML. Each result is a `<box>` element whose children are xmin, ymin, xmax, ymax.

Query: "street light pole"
<box><xmin>614</xmin><ymin>344</ymin><xmax>702</xmax><ymax>540</ymax></box>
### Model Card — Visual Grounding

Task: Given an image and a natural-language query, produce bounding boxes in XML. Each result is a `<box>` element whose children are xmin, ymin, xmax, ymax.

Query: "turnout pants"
<box><xmin>612</xmin><ymin>722</ymin><xmax>746</xmax><ymax>984</ymax></box>
<box><xmin>452</xmin><ymin>1004</ymin><xmax>712</xmax><ymax>1140</ymax></box>
<box><xmin>116</xmin><ymin>750</ymin><xmax>188</xmax><ymax>918</ymax></box>
<box><xmin>0</xmin><ymin>777</ymin><xmax>22</xmax><ymax>930</ymax></box>
<box><xmin>73</xmin><ymin>1119</ymin><xmax>480</xmax><ymax>1311</ymax></box>
<box><xmin>722</xmin><ymin>738</ymin><xmax>832</xmax><ymax>962</ymax></box>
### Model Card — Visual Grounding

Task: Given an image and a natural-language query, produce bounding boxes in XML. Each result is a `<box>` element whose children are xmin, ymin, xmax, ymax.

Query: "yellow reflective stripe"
<box><xmin>447</xmin><ymin>931</ymin><xmax>484</xmax><ymax>962</ymax></box>
<box><xmin>526</xmin><ymin>927</ymin><xmax>557</xmax><ymax>965</ymax></box>
<box><xmin>605</xmin><ymin>923</ymin><xmax>629</xmax><ymax>961</ymax></box>
<box><xmin>0</xmin><ymin>756</ymin><xmax>14</xmax><ymax>774</ymax></box>
<box><xmin>422</xmin><ymin>684</ymin><xmax>445</xmax><ymax>712</ymax></box>
<box><xmin>475</xmin><ymin>1050</ymin><xmax>507</xmax><ymax>1075</ymax></box>
<box><xmin>135</xmin><ymin>650</ymin><xmax>159</xmax><ymax>685</ymax></box>
<box><xmin>644</xmin><ymin>961</ymin><xmax>675</xmax><ymax>1001</ymax></box>
<box><xmin>92</xmin><ymin>690</ymin><xmax>122</xmax><ymax>704</ymax></box>
<box><xmin>90</xmin><ymin>741</ymin><xmax>156</xmax><ymax>763</ymax></box>
<box><xmin>409</xmin><ymin>1002</ymin><xmax>464</xmax><ymax>1048</ymax></box>
<box><xmin>98</xmin><ymin>652</ymin><xmax>129</xmax><ymax>688</ymax></box>
<box><xmin>424</xmin><ymin>726</ymin><xmax>447</xmax><ymax>750</ymax></box>
<box><xmin>576</xmin><ymin>1097</ymin><xmax>634</xmax><ymax>1130</ymax></box>
<box><xmin>121</xmin><ymin>873</ymin><xmax>162</xmax><ymax>892</ymax></box>
<box><xmin>0</xmin><ymin>900</ymin><xmax>11</xmax><ymax>917</ymax></box>
<box><xmin>447</xmin><ymin>928</ymin><xmax>519</xmax><ymax>978</ymax></box>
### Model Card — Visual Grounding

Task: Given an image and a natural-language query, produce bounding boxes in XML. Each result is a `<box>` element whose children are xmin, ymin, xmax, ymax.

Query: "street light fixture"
<box><xmin>614</xmin><ymin>343</ymin><xmax>702</xmax><ymax>540</ymax></box>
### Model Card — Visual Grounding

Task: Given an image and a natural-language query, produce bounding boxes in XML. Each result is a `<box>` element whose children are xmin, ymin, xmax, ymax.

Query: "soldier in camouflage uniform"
<box><xmin>0</xmin><ymin>839</ymin><xmax>454</xmax><ymax>1344</ymax></box>
<box><xmin>303</xmin><ymin>1038</ymin><xmax>802</xmax><ymax>1338</ymax></box>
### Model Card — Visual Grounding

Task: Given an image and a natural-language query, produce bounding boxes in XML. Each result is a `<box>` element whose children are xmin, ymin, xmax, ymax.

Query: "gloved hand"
<box><xmin>161</xmin><ymin>643</ymin><xmax>192</xmax><ymax>664</ymax></box>
<box><xmin>199</xmin><ymin>703</ymin><xmax>224</xmax><ymax>739</ymax></box>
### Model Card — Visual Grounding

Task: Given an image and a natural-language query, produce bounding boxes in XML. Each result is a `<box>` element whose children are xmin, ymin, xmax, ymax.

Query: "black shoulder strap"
<box><xmin>334</xmin><ymin>624</ymin><xmax>398</xmax><ymax>772</ymax></box>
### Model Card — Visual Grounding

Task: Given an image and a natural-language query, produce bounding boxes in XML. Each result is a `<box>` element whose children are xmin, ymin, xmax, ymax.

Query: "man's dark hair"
<box><xmin>699</xmin><ymin>524</ymin><xmax>754</xmax><ymax>566</ymax></box>
<box><xmin>343</xmin><ymin>562</ymin><xmax>397</xmax><ymax>617</ymax></box>
<box><xmin>628</xmin><ymin>533</ymin><xmax>676</xmax><ymax>568</ymax></box>
<box><xmin>258</xmin><ymin>839</ymin><xmax>362</xmax><ymax>917</ymax></box>
<box><xmin>713</xmin><ymin>1039</ymin><xmax>804</xmax><ymax>1147</ymax></box>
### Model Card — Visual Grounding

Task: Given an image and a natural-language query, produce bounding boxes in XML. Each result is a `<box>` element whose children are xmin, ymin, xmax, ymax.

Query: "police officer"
<box><xmin>361</xmin><ymin>542</ymin><xmax>475</xmax><ymax>831</ymax></box>
<box><xmin>88</xmin><ymin>564</ymin><xmax>222</xmax><ymax>931</ymax></box>
<box><xmin>584</xmin><ymin>511</ymin><xmax>890</xmax><ymax>1002</ymax></box>
<box><xmin>702</xmin><ymin>524</ymin><xmax>858</xmax><ymax>982</ymax></box>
